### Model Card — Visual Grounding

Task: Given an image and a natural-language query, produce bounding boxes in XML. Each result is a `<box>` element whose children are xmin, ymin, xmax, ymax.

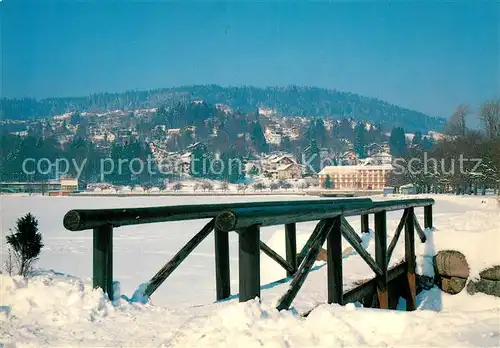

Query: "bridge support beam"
<box><xmin>285</xmin><ymin>223</ymin><xmax>297</xmax><ymax>277</ymax></box>
<box><xmin>405</xmin><ymin>207</ymin><xmax>417</xmax><ymax>311</ymax></box>
<box><xmin>375</xmin><ymin>211</ymin><xmax>388</xmax><ymax>309</ymax></box>
<box><xmin>361</xmin><ymin>214</ymin><xmax>369</xmax><ymax>233</ymax></box>
<box><xmin>93</xmin><ymin>224</ymin><xmax>113</xmax><ymax>300</ymax></box>
<box><xmin>215</xmin><ymin>228</ymin><xmax>231</xmax><ymax>301</ymax></box>
<box><xmin>327</xmin><ymin>216</ymin><xmax>343</xmax><ymax>305</ymax></box>
<box><xmin>424</xmin><ymin>205</ymin><xmax>433</xmax><ymax>229</ymax></box>
<box><xmin>238</xmin><ymin>225</ymin><xmax>261</xmax><ymax>302</ymax></box>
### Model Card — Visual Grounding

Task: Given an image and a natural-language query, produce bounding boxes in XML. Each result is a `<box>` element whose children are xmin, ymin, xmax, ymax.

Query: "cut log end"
<box><xmin>63</xmin><ymin>210</ymin><xmax>81</xmax><ymax>231</ymax></box>
<box><xmin>433</xmin><ymin>250</ymin><xmax>470</xmax><ymax>279</ymax></box>
<box><xmin>215</xmin><ymin>211</ymin><xmax>237</xmax><ymax>232</ymax></box>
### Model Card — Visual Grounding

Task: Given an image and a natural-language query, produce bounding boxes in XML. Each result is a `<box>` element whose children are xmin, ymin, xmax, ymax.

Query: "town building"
<box><xmin>60</xmin><ymin>178</ymin><xmax>79</xmax><ymax>192</ymax></box>
<box><xmin>275</xmin><ymin>163</ymin><xmax>304</xmax><ymax>180</ymax></box>
<box><xmin>48</xmin><ymin>177</ymin><xmax>79</xmax><ymax>196</ymax></box>
<box><xmin>262</xmin><ymin>154</ymin><xmax>297</xmax><ymax>171</ymax></box>
<box><xmin>318</xmin><ymin>164</ymin><xmax>393</xmax><ymax>190</ymax></box>
<box><xmin>400</xmin><ymin>183</ymin><xmax>417</xmax><ymax>195</ymax></box>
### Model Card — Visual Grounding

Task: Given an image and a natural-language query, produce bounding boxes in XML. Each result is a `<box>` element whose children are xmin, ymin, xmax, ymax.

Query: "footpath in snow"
<box><xmin>1</xmin><ymin>194</ymin><xmax>499</xmax><ymax>347</ymax></box>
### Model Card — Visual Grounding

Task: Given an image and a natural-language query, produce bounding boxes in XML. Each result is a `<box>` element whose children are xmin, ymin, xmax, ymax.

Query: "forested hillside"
<box><xmin>0</xmin><ymin>85</ymin><xmax>445</xmax><ymax>132</ymax></box>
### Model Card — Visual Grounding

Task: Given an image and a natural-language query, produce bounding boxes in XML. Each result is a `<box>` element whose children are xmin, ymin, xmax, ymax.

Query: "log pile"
<box><xmin>467</xmin><ymin>265</ymin><xmax>500</xmax><ymax>297</ymax></box>
<box><xmin>433</xmin><ymin>250</ymin><xmax>500</xmax><ymax>297</ymax></box>
<box><xmin>318</xmin><ymin>248</ymin><xmax>500</xmax><ymax>298</ymax></box>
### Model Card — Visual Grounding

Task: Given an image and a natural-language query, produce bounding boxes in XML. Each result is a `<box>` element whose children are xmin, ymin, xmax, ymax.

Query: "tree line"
<box><xmin>387</xmin><ymin>100</ymin><xmax>500</xmax><ymax>195</ymax></box>
<box><xmin>1</xmin><ymin>84</ymin><xmax>444</xmax><ymax>132</ymax></box>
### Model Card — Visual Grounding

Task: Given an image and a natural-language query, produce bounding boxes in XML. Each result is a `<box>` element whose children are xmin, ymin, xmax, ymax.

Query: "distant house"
<box><xmin>400</xmin><ymin>184</ymin><xmax>417</xmax><ymax>195</ymax></box>
<box><xmin>383</xmin><ymin>187</ymin><xmax>395</xmax><ymax>195</ymax></box>
<box><xmin>363</xmin><ymin>152</ymin><xmax>393</xmax><ymax>166</ymax></box>
<box><xmin>264</xmin><ymin>131</ymin><xmax>282</xmax><ymax>145</ymax></box>
<box><xmin>264</xmin><ymin>154</ymin><xmax>296</xmax><ymax>171</ymax></box>
<box><xmin>276</xmin><ymin>163</ymin><xmax>303</xmax><ymax>180</ymax></box>
<box><xmin>428</xmin><ymin>131</ymin><xmax>449</xmax><ymax>141</ymax></box>
<box><xmin>167</xmin><ymin>129</ymin><xmax>181</xmax><ymax>136</ymax></box>
<box><xmin>258</xmin><ymin>107</ymin><xmax>276</xmax><ymax>117</ymax></box>
<box><xmin>339</xmin><ymin>151</ymin><xmax>358</xmax><ymax>166</ymax></box>
<box><xmin>60</xmin><ymin>178</ymin><xmax>79</xmax><ymax>192</ymax></box>
<box><xmin>180</xmin><ymin>152</ymin><xmax>192</xmax><ymax>173</ymax></box>
<box><xmin>47</xmin><ymin>177</ymin><xmax>79</xmax><ymax>196</ymax></box>
<box><xmin>365</xmin><ymin>143</ymin><xmax>384</xmax><ymax>156</ymax></box>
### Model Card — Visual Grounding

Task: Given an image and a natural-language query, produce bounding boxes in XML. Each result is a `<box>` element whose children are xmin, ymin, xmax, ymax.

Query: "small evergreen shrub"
<box><xmin>5</xmin><ymin>213</ymin><xmax>43</xmax><ymax>276</ymax></box>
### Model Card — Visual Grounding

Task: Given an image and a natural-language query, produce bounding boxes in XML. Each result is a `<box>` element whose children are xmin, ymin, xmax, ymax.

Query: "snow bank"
<box><xmin>166</xmin><ymin>293</ymin><xmax>500</xmax><ymax>348</ymax></box>
<box><xmin>414</xmin><ymin>197</ymin><xmax>500</xmax><ymax>279</ymax></box>
<box><xmin>2</xmin><ymin>270</ymin><xmax>499</xmax><ymax>347</ymax></box>
<box><xmin>0</xmin><ymin>271</ymin><xmax>149</xmax><ymax>325</ymax></box>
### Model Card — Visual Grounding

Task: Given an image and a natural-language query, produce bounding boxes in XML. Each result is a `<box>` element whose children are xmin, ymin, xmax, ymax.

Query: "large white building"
<box><xmin>318</xmin><ymin>164</ymin><xmax>393</xmax><ymax>190</ymax></box>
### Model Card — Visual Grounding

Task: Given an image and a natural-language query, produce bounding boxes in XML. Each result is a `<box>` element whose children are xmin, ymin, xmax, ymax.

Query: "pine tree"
<box><xmin>354</xmin><ymin>123</ymin><xmax>367</xmax><ymax>158</ymax></box>
<box><xmin>304</xmin><ymin>139</ymin><xmax>320</xmax><ymax>173</ymax></box>
<box><xmin>323</xmin><ymin>174</ymin><xmax>333</xmax><ymax>189</ymax></box>
<box><xmin>250</xmin><ymin>121</ymin><xmax>269</xmax><ymax>154</ymax></box>
<box><xmin>412</xmin><ymin>131</ymin><xmax>423</xmax><ymax>147</ymax></box>
<box><xmin>6</xmin><ymin>213</ymin><xmax>43</xmax><ymax>276</ymax></box>
<box><xmin>190</xmin><ymin>145</ymin><xmax>207</xmax><ymax>178</ymax></box>
<box><xmin>389</xmin><ymin>127</ymin><xmax>407</xmax><ymax>158</ymax></box>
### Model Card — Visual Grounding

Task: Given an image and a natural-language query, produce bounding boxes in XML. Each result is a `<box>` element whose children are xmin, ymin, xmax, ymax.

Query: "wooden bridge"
<box><xmin>63</xmin><ymin>197</ymin><xmax>434</xmax><ymax>312</ymax></box>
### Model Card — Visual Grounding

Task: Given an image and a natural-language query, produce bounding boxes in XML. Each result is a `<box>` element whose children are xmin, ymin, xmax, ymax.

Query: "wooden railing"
<box><xmin>63</xmin><ymin>197</ymin><xmax>434</xmax><ymax>312</ymax></box>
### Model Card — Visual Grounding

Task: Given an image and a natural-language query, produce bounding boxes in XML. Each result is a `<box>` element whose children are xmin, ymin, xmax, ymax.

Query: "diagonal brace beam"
<box><xmin>413</xmin><ymin>214</ymin><xmax>427</xmax><ymax>243</ymax></box>
<box><xmin>296</xmin><ymin>219</ymin><xmax>329</xmax><ymax>266</ymax></box>
<box><xmin>145</xmin><ymin>219</ymin><xmax>215</xmax><ymax>297</ymax></box>
<box><xmin>387</xmin><ymin>209</ymin><xmax>409</xmax><ymax>264</ymax></box>
<box><xmin>276</xmin><ymin>219</ymin><xmax>334</xmax><ymax>311</ymax></box>
<box><xmin>340</xmin><ymin>217</ymin><xmax>383</xmax><ymax>277</ymax></box>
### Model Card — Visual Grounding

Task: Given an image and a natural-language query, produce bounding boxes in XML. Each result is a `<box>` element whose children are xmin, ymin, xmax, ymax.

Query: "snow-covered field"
<box><xmin>1</xmin><ymin>194</ymin><xmax>499</xmax><ymax>347</ymax></box>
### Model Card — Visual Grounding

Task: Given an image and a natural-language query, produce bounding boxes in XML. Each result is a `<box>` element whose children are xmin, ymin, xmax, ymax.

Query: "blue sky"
<box><xmin>2</xmin><ymin>0</ymin><xmax>499</xmax><ymax>121</ymax></box>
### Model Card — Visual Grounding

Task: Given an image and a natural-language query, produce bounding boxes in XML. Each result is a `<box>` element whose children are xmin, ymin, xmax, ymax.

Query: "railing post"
<box><xmin>238</xmin><ymin>225</ymin><xmax>260</xmax><ymax>302</ymax></box>
<box><xmin>424</xmin><ymin>205</ymin><xmax>433</xmax><ymax>229</ymax></box>
<box><xmin>361</xmin><ymin>214</ymin><xmax>369</xmax><ymax>233</ymax></box>
<box><xmin>285</xmin><ymin>223</ymin><xmax>297</xmax><ymax>277</ymax></box>
<box><xmin>214</xmin><ymin>228</ymin><xmax>231</xmax><ymax>301</ymax></box>
<box><xmin>327</xmin><ymin>216</ymin><xmax>343</xmax><ymax>305</ymax></box>
<box><xmin>405</xmin><ymin>207</ymin><xmax>417</xmax><ymax>311</ymax></box>
<box><xmin>374</xmin><ymin>210</ymin><xmax>388</xmax><ymax>309</ymax></box>
<box><xmin>93</xmin><ymin>224</ymin><xmax>113</xmax><ymax>300</ymax></box>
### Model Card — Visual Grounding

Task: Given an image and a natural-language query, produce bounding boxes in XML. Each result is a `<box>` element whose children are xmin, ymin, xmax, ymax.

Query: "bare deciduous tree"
<box><xmin>4</xmin><ymin>249</ymin><xmax>15</xmax><ymax>276</ymax></box>
<box><xmin>446</xmin><ymin>104</ymin><xmax>468</xmax><ymax>137</ymax></box>
<box><xmin>219</xmin><ymin>182</ymin><xmax>229</xmax><ymax>191</ymax></box>
<box><xmin>479</xmin><ymin>100</ymin><xmax>500</xmax><ymax>140</ymax></box>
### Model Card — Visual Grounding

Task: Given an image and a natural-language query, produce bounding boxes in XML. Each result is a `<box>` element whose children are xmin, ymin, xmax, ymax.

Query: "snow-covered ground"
<box><xmin>1</xmin><ymin>194</ymin><xmax>499</xmax><ymax>347</ymax></box>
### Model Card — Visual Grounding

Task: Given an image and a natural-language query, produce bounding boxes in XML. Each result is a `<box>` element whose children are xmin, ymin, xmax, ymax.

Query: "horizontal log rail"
<box><xmin>63</xmin><ymin>196</ymin><xmax>435</xmax><ymax>314</ymax></box>
<box><xmin>64</xmin><ymin>198</ymin><xmax>372</xmax><ymax>231</ymax></box>
<box><xmin>214</xmin><ymin>198</ymin><xmax>435</xmax><ymax>232</ymax></box>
